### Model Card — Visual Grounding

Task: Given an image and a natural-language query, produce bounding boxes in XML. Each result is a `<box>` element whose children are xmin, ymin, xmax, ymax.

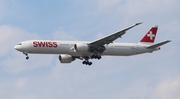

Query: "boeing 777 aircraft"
<box><xmin>14</xmin><ymin>23</ymin><xmax>171</xmax><ymax>65</ymax></box>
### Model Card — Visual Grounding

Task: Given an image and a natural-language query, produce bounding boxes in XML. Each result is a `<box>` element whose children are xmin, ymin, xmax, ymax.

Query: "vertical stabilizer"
<box><xmin>140</xmin><ymin>26</ymin><xmax>158</xmax><ymax>43</ymax></box>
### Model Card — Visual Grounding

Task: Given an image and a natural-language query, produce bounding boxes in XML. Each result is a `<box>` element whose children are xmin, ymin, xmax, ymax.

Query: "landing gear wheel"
<box><xmin>26</xmin><ymin>56</ymin><xmax>29</xmax><ymax>60</ymax></box>
<box><xmin>82</xmin><ymin>61</ymin><xmax>92</xmax><ymax>66</ymax></box>
<box><xmin>82</xmin><ymin>61</ymin><xmax>86</xmax><ymax>64</ymax></box>
<box><xmin>88</xmin><ymin>62</ymin><xmax>92</xmax><ymax>66</ymax></box>
<box><xmin>97</xmin><ymin>56</ymin><xmax>101</xmax><ymax>60</ymax></box>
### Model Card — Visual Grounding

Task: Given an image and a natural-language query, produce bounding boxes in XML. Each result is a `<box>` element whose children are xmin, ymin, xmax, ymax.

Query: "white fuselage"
<box><xmin>14</xmin><ymin>40</ymin><xmax>159</xmax><ymax>57</ymax></box>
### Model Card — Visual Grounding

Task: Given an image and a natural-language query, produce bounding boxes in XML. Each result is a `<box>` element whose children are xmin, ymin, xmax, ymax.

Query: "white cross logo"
<box><xmin>147</xmin><ymin>31</ymin><xmax>155</xmax><ymax>40</ymax></box>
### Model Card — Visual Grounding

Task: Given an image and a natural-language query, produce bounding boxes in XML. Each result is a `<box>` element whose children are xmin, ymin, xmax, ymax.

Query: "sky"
<box><xmin>0</xmin><ymin>0</ymin><xmax>180</xmax><ymax>99</ymax></box>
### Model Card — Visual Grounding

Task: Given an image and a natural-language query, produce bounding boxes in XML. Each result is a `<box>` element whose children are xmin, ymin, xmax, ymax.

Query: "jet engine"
<box><xmin>59</xmin><ymin>54</ymin><xmax>74</xmax><ymax>63</ymax></box>
<box><xmin>74</xmin><ymin>43</ymin><xmax>89</xmax><ymax>52</ymax></box>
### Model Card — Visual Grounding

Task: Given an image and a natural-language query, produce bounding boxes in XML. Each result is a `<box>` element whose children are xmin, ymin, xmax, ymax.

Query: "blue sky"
<box><xmin>0</xmin><ymin>0</ymin><xmax>180</xmax><ymax>99</ymax></box>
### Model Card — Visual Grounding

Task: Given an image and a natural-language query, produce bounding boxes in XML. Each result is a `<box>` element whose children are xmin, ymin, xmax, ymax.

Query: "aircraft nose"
<box><xmin>14</xmin><ymin>45</ymin><xmax>22</xmax><ymax>51</ymax></box>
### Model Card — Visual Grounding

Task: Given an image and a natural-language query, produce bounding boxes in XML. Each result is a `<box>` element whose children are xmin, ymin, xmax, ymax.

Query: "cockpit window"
<box><xmin>18</xmin><ymin>43</ymin><xmax>22</xmax><ymax>45</ymax></box>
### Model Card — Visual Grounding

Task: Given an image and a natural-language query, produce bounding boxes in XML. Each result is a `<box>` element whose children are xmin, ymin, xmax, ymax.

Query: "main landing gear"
<box><xmin>23</xmin><ymin>52</ymin><xmax>29</xmax><ymax>60</ymax></box>
<box><xmin>82</xmin><ymin>57</ymin><xmax>92</xmax><ymax>66</ymax></box>
<box><xmin>91</xmin><ymin>54</ymin><xmax>101</xmax><ymax>60</ymax></box>
<box><xmin>82</xmin><ymin>60</ymin><xmax>92</xmax><ymax>66</ymax></box>
<box><xmin>81</xmin><ymin>54</ymin><xmax>102</xmax><ymax>66</ymax></box>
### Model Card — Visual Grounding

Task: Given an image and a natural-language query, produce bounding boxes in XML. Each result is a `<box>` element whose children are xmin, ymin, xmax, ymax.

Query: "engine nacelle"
<box><xmin>74</xmin><ymin>43</ymin><xmax>89</xmax><ymax>52</ymax></box>
<box><xmin>59</xmin><ymin>54</ymin><xmax>74</xmax><ymax>63</ymax></box>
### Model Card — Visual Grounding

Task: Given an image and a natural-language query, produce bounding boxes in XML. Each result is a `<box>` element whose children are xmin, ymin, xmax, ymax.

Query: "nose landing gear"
<box><xmin>26</xmin><ymin>56</ymin><xmax>29</xmax><ymax>60</ymax></box>
<box><xmin>23</xmin><ymin>52</ymin><xmax>29</xmax><ymax>60</ymax></box>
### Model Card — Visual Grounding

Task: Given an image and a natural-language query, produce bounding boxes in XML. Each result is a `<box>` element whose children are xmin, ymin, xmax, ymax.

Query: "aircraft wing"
<box><xmin>89</xmin><ymin>22</ymin><xmax>142</xmax><ymax>46</ymax></box>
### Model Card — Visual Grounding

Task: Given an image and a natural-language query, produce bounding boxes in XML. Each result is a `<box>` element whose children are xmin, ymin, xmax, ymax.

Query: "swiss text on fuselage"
<box><xmin>33</xmin><ymin>41</ymin><xmax>58</xmax><ymax>48</ymax></box>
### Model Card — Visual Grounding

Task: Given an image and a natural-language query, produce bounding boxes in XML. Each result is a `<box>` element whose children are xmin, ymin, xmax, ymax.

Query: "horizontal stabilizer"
<box><xmin>147</xmin><ymin>40</ymin><xmax>171</xmax><ymax>49</ymax></box>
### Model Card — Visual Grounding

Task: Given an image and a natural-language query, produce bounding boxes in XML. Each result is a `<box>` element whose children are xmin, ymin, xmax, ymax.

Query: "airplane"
<box><xmin>14</xmin><ymin>23</ymin><xmax>171</xmax><ymax>66</ymax></box>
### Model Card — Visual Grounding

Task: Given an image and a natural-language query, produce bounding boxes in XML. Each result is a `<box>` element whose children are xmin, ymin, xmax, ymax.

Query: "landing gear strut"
<box><xmin>23</xmin><ymin>52</ymin><xmax>29</xmax><ymax>60</ymax></box>
<box><xmin>91</xmin><ymin>54</ymin><xmax>101</xmax><ymax>60</ymax></box>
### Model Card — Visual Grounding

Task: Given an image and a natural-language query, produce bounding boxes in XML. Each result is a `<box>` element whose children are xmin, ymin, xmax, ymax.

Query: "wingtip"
<box><xmin>167</xmin><ymin>40</ymin><xmax>171</xmax><ymax>42</ymax></box>
<box><xmin>135</xmin><ymin>22</ymin><xmax>143</xmax><ymax>25</ymax></box>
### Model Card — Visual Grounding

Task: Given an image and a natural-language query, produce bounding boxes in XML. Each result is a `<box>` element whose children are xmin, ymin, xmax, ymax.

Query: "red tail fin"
<box><xmin>140</xmin><ymin>26</ymin><xmax>158</xmax><ymax>43</ymax></box>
